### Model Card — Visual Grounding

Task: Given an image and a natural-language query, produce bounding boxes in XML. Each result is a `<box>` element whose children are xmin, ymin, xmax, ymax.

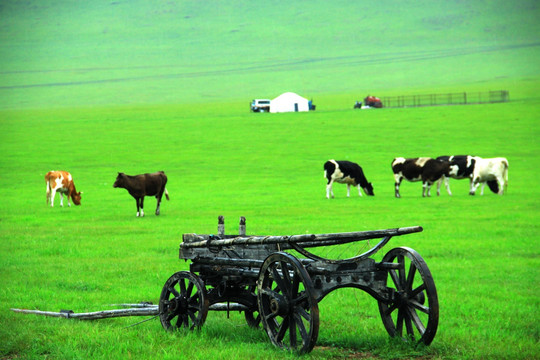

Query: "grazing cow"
<box><xmin>113</xmin><ymin>171</ymin><xmax>170</xmax><ymax>216</ymax></box>
<box><xmin>391</xmin><ymin>157</ymin><xmax>458</xmax><ymax>198</ymax></box>
<box><xmin>324</xmin><ymin>160</ymin><xmax>374</xmax><ymax>198</ymax></box>
<box><xmin>45</xmin><ymin>170</ymin><xmax>82</xmax><ymax>207</ymax></box>
<box><xmin>470</xmin><ymin>157</ymin><xmax>508</xmax><ymax>195</ymax></box>
<box><xmin>436</xmin><ymin>155</ymin><xmax>476</xmax><ymax>195</ymax></box>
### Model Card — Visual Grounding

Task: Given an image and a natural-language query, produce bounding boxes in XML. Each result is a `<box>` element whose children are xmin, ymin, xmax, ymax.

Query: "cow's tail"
<box><xmin>488</xmin><ymin>159</ymin><xmax>509</xmax><ymax>194</ymax></box>
<box><xmin>503</xmin><ymin>158</ymin><xmax>509</xmax><ymax>191</ymax></box>
<box><xmin>45</xmin><ymin>172</ymin><xmax>52</xmax><ymax>204</ymax></box>
<box><xmin>164</xmin><ymin>188</ymin><xmax>170</xmax><ymax>201</ymax></box>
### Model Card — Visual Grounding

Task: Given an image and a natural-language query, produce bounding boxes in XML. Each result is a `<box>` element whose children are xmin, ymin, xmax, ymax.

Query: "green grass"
<box><xmin>1</xmin><ymin>92</ymin><xmax>539</xmax><ymax>359</ymax></box>
<box><xmin>1</xmin><ymin>1</ymin><xmax>540</xmax><ymax>359</ymax></box>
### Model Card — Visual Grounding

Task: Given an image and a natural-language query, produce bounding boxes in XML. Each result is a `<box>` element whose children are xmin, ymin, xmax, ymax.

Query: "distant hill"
<box><xmin>0</xmin><ymin>0</ymin><xmax>538</xmax><ymax>108</ymax></box>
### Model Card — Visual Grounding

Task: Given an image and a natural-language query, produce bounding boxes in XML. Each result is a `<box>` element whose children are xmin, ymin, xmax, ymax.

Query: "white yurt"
<box><xmin>270</xmin><ymin>92</ymin><xmax>310</xmax><ymax>113</ymax></box>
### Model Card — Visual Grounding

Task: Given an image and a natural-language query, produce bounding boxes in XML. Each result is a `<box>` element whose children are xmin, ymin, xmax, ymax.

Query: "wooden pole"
<box><xmin>218</xmin><ymin>215</ymin><xmax>225</xmax><ymax>236</ymax></box>
<box><xmin>11</xmin><ymin>303</ymin><xmax>249</xmax><ymax>319</ymax></box>
<box><xmin>11</xmin><ymin>307</ymin><xmax>158</xmax><ymax>320</ymax></box>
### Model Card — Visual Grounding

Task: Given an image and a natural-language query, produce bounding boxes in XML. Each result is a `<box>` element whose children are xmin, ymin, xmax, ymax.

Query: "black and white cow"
<box><xmin>113</xmin><ymin>171</ymin><xmax>169</xmax><ymax>216</ymax></box>
<box><xmin>437</xmin><ymin>155</ymin><xmax>507</xmax><ymax>195</ymax></box>
<box><xmin>436</xmin><ymin>155</ymin><xmax>476</xmax><ymax>195</ymax></box>
<box><xmin>470</xmin><ymin>157</ymin><xmax>508</xmax><ymax>195</ymax></box>
<box><xmin>324</xmin><ymin>160</ymin><xmax>374</xmax><ymax>198</ymax></box>
<box><xmin>391</xmin><ymin>157</ymin><xmax>458</xmax><ymax>197</ymax></box>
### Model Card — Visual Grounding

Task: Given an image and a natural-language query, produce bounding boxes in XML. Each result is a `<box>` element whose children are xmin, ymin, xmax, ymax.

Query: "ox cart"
<box><xmin>159</xmin><ymin>216</ymin><xmax>439</xmax><ymax>353</ymax></box>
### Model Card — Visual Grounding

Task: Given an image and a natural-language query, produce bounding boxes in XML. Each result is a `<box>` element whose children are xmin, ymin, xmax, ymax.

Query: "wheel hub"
<box><xmin>269</xmin><ymin>293</ymin><xmax>290</xmax><ymax>316</ymax></box>
<box><xmin>167</xmin><ymin>296</ymin><xmax>188</xmax><ymax>314</ymax></box>
<box><xmin>395</xmin><ymin>290</ymin><xmax>408</xmax><ymax>305</ymax></box>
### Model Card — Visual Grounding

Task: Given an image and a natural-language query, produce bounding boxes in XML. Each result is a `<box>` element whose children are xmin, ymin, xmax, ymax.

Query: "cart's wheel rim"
<box><xmin>257</xmin><ymin>252</ymin><xmax>319</xmax><ymax>353</ymax></box>
<box><xmin>378</xmin><ymin>247</ymin><xmax>439</xmax><ymax>345</ymax></box>
<box><xmin>159</xmin><ymin>271</ymin><xmax>209</xmax><ymax>331</ymax></box>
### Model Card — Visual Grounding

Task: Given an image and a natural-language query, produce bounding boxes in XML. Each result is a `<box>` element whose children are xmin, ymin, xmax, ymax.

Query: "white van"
<box><xmin>250</xmin><ymin>99</ymin><xmax>271</xmax><ymax>112</ymax></box>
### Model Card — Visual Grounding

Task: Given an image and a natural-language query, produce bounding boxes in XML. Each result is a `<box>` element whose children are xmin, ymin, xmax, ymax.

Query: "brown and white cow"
<box><xmin>391</xmin><ymin>157</ymin><xmax>458</xmax><ymax>197</ymax></box>
<box><xmin>45</xmin><ymin>171</ymin><xmax>82</xmax><ymax>207</ymax></box>
<box><xmin>113</xmin><ymin>171</ymin><xmax>169</xmax><ymax>217</ymax></box>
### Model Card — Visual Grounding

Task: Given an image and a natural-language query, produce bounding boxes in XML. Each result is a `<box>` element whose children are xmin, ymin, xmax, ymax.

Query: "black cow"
<box><xmin>324</xmin><ymin>160</ymin><xmax>374</xmax><ymax>198</ymax></box>
<box><xmin>436</xmin><ymin>155</ymin><xmax>476</xmax><ymax>195</ymax></box>
<box><xmin>391</xmin><ymin>157</ymin><xmax>457</xmax><ymax>197</ymax></box>
<box><xmin>113</xmin><ymin>171</ymin><xmax>169</xmax><ymax>216</ymax></box>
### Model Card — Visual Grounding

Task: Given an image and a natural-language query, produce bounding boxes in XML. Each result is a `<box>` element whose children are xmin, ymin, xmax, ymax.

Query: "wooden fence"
<box><xmin>380</xmin><ymin>90</ymin><xmax>509</xmax><ymax>108</ymax></box>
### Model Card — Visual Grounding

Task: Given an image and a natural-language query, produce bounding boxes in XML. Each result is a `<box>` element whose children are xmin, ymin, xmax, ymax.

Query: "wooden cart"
<box><xmin>159</xmin><ymin>216</ymin><xmax>439</xmax><ymax>353</ymax></box>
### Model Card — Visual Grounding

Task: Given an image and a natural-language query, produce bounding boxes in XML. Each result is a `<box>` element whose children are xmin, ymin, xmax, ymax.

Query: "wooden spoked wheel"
<box><xmin>159</xmin><ymin>271</ymin><xmax>209</xmax><ymax>331</ymax></box>
<box><xmin>257</xmin><ymin>252</ymin><xmax>319</xmax><ymax>353</ymax></box>
<box><xmin>378</xmin><ymin>247</ymin><xmax>439</xmax><ymax>345</ymax></box>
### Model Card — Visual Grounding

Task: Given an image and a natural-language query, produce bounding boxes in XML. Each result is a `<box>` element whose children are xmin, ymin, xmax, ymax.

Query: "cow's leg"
<box><xmin>423</xmin><ymin>181</ymin><xmax>433</xmax><ymax>197</ymax></box>
<box><xmin>155</xmin><ymin>194</ymin><xmax>163</xmax><ymax>215</ymax></box>
<box><xmin>357</xmin><ymin>184</ymin><xmax>363</xmax><ymax>197</ymax></box>
<box><xmin>436</xmin><ymin>176</ymin><xmax>449</xmax><ymax>196</ymax></box>
<box><xmin>469</xmin><ymin>178</ymin><xmax>480</xmax><ymax>195</ymax></box>
<box><xmin>443</xmin><ymin>176</ymin><xmax>452</xmax><ymax>196</ymax></box>
<box><xmin>394</xmin><ymin>175</ymin><xmax>402</xmax><ymax>198</ymax></box>
<box><xmin>326</xmin><ymin>180</ymin><xmax>334</xmax><ymax>199</ymax></box>
<box><xmin>66</xmin><ymin>193</ymin><xmax>71</xmax><ymax>207</ymax></box>
<box><xmin>48</xmin><ymin>187</ymin><xmax>55</xmax><ymax>207</ymax></box>
<box><xmin>480</xmin><ymin>182</ymin><xmax>485</xmax><ymax>195</ymax></box>
<box><xmin>140</xmin><ymin>197</ymin><xmax>145</xmax><ymax>217</ymax></box>
<box><xmin>59</xmin><ymin>192</ymin><xmax>64</xmax><ymax>207</ymax></box>
<box><xmin>135</xmin><ymin>198</ymin><xmax>143</xmax><ymax>217</ymax></box>
<box><xmin>346</xmin><ymin>184</ymin><xmax>351</xmax><ymax>197</ymax></box>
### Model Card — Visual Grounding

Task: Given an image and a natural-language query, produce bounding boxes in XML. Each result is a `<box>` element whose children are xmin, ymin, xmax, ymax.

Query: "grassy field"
<box><xmin>1</xmin><ymin>1</ymin><xmax>539</xmax><ymax>359</ymax></box>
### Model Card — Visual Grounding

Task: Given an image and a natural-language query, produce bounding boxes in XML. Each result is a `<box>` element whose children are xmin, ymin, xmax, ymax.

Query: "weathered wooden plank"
<box><xmin>181</xmin><ymin>226</ymin><xmax>422</xmax><ymax>250</ymax></box>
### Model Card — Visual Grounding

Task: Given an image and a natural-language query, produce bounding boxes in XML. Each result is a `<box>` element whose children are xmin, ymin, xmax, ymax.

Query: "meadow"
<box><xmin>1</xmin><ymin>90</ymin><xmax>539</xmax><ymax>359</ymax></box>
<box><xmin>1</xmin><ymin>1</ymin><xmax>539</xmax><ymax>359</ymax></box>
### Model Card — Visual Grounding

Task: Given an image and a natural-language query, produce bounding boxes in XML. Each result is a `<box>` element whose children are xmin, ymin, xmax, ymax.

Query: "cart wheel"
<box><xmin>159</xmin><ymin>271</ymin><xmax>209</xmax><ymax>331</ymax></box>
<box><xmin>378</xmin><ymin>247</ymin><xmax>439</xmax><ymax>345</ymax></box>
<box><xmin>244</xmin><ymin>285</ymin><xmax>262</xmax><ymax>328</ymax></box>
<box><xmin>257</xmin><ymin>252</ymin><xmax>319</xmax><ymax>353</ymax></box>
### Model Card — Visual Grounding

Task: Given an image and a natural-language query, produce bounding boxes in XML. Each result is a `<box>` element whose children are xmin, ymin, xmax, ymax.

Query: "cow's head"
<box><xmin>113</xmin><ymin>173</ymin><xmax>126</xmax><ymax>188</ymax></box>
<box><xmin>72</xmin><ymin>191</ymin><xmax>82</xmax><ymax>205</ymax></box>
<box><xmin>363</xmin><ymin>182</ymin><xmax>375</xmax><ymax>196</ymax></box>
